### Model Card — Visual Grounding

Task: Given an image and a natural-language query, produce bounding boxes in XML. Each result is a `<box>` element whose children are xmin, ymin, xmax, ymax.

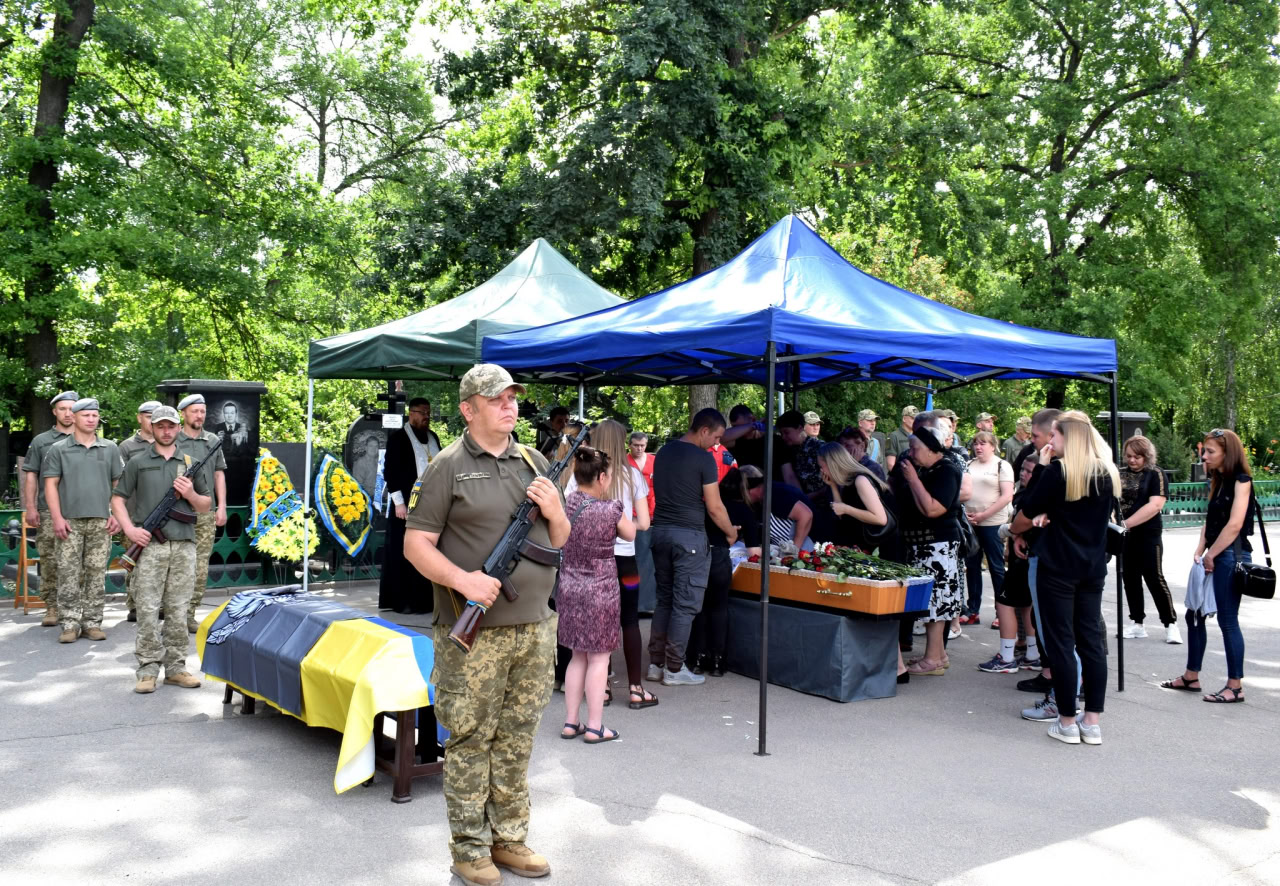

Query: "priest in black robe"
<box><xmin>378</xmin><ymin>398</ymin><xmax>441</xmax><ymax>612</ymax></box>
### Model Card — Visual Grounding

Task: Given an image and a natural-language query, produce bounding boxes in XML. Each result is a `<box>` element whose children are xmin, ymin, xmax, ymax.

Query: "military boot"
<box><xmin>163</xmin><ymin>672</ymin><xmax>202</xmax><ymax>689</ymax></box>
<box><xmin>84</xmin><ymin>627</ymin><xmax>107</xmax><ymax>641</ymax></box>
<box><xmin>58</xmin><ymin>626</ymin><xmax>80</xmax><ymax>643</ymax></box>
<box><xmin>127</xmin><ymin>608</ymin><xmax>137</xmax><ymax>623</ymax></box>
<box><xmin>134</xmin><ymin>676</ymin><xmax>157</xmax><ymax>694</ymax></box>
<box><xmin>492</xmin><ymin>843</ymin><xmax>551</xmax><ymax>878</ymax></box>
<box><xmin>186</xmin><ymin>618</ymin><xmax>200</xmax><ymax>634</ymax></box>
<box><xmin>448</xmin><ymin>857</ymin><xmax>501</xmax><ymax>886</ymax></box>
<box><xmin>41</xmin><ymin>608</ymin><xmax>60</xmax><ymax>627</ymax></box>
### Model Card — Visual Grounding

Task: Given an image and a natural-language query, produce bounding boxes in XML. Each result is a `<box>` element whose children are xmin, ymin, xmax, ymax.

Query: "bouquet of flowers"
<box><xmin>248</xmin><ymin>447</ymin><xmax>318</xmax><ymax>562</ymax></box>
<box><xmin>314</xmin><ymin>453</ymin><xmax>372</xmax><ymax>557</ymax></box>
<box><xmin>750</xmin><ymin>543</ymin><xmax>929</xmax><ymax>583</ymax></box>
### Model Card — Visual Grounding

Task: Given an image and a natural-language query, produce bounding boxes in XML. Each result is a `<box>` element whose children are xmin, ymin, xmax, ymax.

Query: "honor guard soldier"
<box><xmin>111</xmin><ymin>406</ymin><xmax>210</xmax><ymax>694</ymax></box>
<box><xmin>176</xmin><ymin>393</ymin><xmax>228</xmax><ymax>633</ymax></box>
<box><xmin>118</xmin><ymin>400</ymin><xmax>161</xmax><ymax>622</ymax></box>
<box><xmin>22</xmin><ymin>390</ymin><xmax>78</xmax><ymax>625</ymax></box>
<box><xmin>42</xmin><ymin>398</ymin><xmax>122</xmax><ymax>643</ymax></box>
<box><xmin>404</xmin><ymin>364</ymin><xmax>568</xmax><ymax>886</ymax></box>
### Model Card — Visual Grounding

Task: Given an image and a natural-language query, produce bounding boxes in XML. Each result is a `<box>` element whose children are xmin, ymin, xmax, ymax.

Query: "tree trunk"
<box><xmin>21</xmin><ymin>0</ymin><xmax>96</xmax><ymax>434</ymax></box>
<box><xmin>1223</xmin><ymin>335</ymin><xmax>1237</xmax><ymax>430</ymax></box>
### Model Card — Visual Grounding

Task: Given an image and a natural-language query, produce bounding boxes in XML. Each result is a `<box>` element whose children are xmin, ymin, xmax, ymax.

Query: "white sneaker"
<box><xmin>662</xmin><ymin>666</ymin><xmax>705</xmax><ymax>686</ymax></box>
<box><xmin>645</xmin><ymin>664</ymin><xmax>663</xmax><ymax>682</ymax></box>
<box><xmin>1165</xmin><ymin>623</ymin><xmax>1183</xmax><ymax>644</ymax></box>
<box><xmin>912</xmin><ymin>620</ymin><xmax>926</xmax><ymax>636</ymax></box>
<box><xmin>1047</xmin><ymin>719</ymin><xmax>1081</xmax><ymax>744</ymax></box>
<box><xmin>1075</xmin><ymin>714</ymin><xmax>1102</xmax><ymax>745</ymax></box>
<box><xmin>948</xmin><ymin>624</ymin><xmax>962</xmax><ymax>640</ymax></box>
<box><xmin>1122</xmin><ymin>622</ymin><xmax>1147</xmax><ymax>639</ymax></box>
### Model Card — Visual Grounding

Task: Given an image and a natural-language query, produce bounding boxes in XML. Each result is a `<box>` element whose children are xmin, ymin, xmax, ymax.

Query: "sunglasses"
<box><xmin>1206</xmin><ymin>429</ymin><xmax>1228</xmax><ymax>439</ymax></box>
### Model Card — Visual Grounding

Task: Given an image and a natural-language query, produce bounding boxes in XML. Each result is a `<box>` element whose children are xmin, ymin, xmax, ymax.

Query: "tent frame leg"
<box><xmin>302</xmin><ymin>379</ymin><xmax>315</xmax><ymax>593</ymax></box>
<box><xmin>1109</xmin><ymin>372</ymin><xmax>1123</xmax><ymax>692</ymax></box>
<box><xmin>757</xmin><ymin>341</ymin><xmax>776</xmax><ymax>757</ymax></box>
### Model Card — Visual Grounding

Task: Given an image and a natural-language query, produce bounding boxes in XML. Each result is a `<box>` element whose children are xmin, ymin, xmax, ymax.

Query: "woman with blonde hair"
<box><xmin>1011</xmin><ymin>415</ymin><xmax>1119</xmax><ymax>745</ymax></box>
<box><xmin>1119</xmin><ymin>435</ymin><xmax>1179</xmax><ymax>643</ymax></box>
<box><xmin>816</xmin><ymin>442</ymin><xmax>893</xmax><ymax>553</ymax></box>
<box><xmin>1161</xmin><ymin>429</ymin><xmax>1258</xmax><ymax>704</ymax></box>
<box><xmin>565</xmin><ymin>420</ymin><xmax>657</xmax><ymax>709</ymax></box>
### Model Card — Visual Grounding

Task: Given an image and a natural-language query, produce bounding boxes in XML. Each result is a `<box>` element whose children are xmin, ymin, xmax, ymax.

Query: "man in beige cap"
<box><xmin>886</xmin><ymin>405</ymin><xmax>918</xmax><ymax>472</ymax></box>
<box><xmin>1003</xmin><ymin>416</ymin><xmax>1032</xmax><ymax>464</ymax></box>
<box><xmin>177</xmin><ymin>393</ymin><xmax>228</xmax><ymax>633</ymax></box>
<box><xmin>802</xmin><ymin>410</ymin><xmax>822</xmax><ymax>438</ymax></box>
<box><xmin>858</xmin><ymin>408</ymin><xmax>887</xmax><ymax>468</ymax></box>
<box><xmin>23</xmin><ymin>390</ymin><xmax>78</xmax><ymax>624</ymax></box>
<box><xmin>404</xmin><ymin>364</ymin><xmax>567</xmax><ymax>886</ymax></box>
<box><xmin>42</xmin><ymin>398</ymin><xmax>121</xmax><ymax>643</ymax></box>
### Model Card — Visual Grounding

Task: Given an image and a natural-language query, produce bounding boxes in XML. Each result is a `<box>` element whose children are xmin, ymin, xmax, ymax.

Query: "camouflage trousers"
<box><xmin>56</xmin><ymin>518</ymin><xmax>111</xmax><ymax>630</ymax></box>
<box><xmin>432</xmin><ymin>616</ymin><xmax>556</xmax><ymax>863</ymax></box>
<box><xmin>34</xmin><ymin>509</ymin><xmax>59</xmax><ymax>606</ymax></box>
<box><xmin>186</xmin><ymin>511</ymin><xmax>217</xmax><ymax>623</ymax></box>
<box><xmin>133</xmin><ymin>540</ymin><xmax>196</xmax><ymax>679</ymax></box>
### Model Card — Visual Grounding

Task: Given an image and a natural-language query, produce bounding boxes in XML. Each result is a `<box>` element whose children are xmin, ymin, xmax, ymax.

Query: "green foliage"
<box><xmin>1146</xmin><ymin>423</ymin><xmax>1193</xmax><ymax>484</ymax></box>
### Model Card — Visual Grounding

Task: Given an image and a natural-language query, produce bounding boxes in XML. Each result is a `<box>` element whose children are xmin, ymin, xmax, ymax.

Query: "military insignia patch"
<box><xmin>408</xmin><ymin>478</ymin><xmax>422</xmax><ymax>511</ymax></box>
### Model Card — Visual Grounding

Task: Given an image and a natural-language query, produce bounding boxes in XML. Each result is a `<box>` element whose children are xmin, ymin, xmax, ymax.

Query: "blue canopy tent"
<box><xmin>484</xmin><ymin>215</ymin><xmax>1123</xmax><ymax>754</ymax></box>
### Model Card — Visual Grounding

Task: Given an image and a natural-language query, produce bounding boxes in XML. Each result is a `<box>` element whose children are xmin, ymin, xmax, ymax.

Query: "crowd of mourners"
<box><xmin>545</xmin><ymin>402</ymin><xmax>1264</xmax><ymax>746</ymax></box>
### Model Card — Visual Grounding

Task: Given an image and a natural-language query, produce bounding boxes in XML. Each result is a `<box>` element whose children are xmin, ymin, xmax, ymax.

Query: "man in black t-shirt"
<box><xmin>647</xmin><ymin>409</ymin><xmax>739</xmax><ymax>686</ymax></box>
<box><xmin>721</xmin><ymin>404</ymin><xmax>766</xmax><ymax>470</ymax></box>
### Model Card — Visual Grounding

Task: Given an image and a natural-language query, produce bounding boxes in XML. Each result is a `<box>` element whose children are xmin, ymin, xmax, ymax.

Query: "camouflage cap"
<box><xmin>138</xmin><ymin>400</ymin><xmax>162</xmax><ymax>414</ymax></box>
<box><xmin>938</xmin><ymin>408</ymin><xmax>958</xmax><ymax>420</ymax></box>
<box><xmin>976</xmin><ymin>412</ymin><xmax>995</xmax><ymax>422</ymax></box>
<box><xmin>459</xmin><ymin>364</ymin><xmax>525</xmax><ymax>402</ymax></box>
<box><xmin>177</xmin><ymin>393</ymin><xmax>205</xmax><ymax>410</ymax></box>
<box><xmin>71</xmin><ymin>397</ymin><xmax>99</xmax><ymax>413</ymax></box>
<box><xmin>858</xmin><ymin>409</ymin><xmax>878</xmax><ymax>421</ymax></box>
<box><xmin>50</xmin><ymin>390</ymin><xmax>79</xmax><ymax>406</ymax></box>
<box><xmin>901</xmin><ymin>405</ymin><xmax>919</xmax><ymax>418</ymax></box>
<box><xmin>149</xmin><ymin>405</ymin><xmax>180</xmax><ymax>425</ymax></box>
<box><xmin>803</xmin><ymin>410</ymin><xmax>822</xmax><ymax>425</ymax></box>
<box><xmin>1016</xmin><ymin>415</ymin><xmax>1033</xmax><ymax>430</ymax></box>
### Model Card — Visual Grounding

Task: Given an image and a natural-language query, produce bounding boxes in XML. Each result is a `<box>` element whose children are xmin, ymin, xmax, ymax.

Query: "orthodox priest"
<box><xmin>379</xmin><ymin>397</ymin><xmax>441</xmax><ymax>612</ymax></box>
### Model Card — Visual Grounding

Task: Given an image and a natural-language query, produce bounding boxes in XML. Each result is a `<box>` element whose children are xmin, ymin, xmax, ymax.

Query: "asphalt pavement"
<box><xmin>1</xmin><ymin>527</ymin><xmax>1278</xmax><ymax>885</ymax></box>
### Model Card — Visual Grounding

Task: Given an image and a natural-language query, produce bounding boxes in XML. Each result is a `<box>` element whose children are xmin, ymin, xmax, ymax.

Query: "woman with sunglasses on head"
<box><xmin>1161</xmin><ymin>429</ymin><xmax>1256</xmax><ymax>704</ymax></box>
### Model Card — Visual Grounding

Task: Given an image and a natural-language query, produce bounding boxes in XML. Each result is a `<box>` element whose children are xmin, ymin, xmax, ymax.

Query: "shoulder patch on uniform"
<box><xmin>408</xmin><ymin>478</ymin><xmax>422</xmax><ymax>511</ymax></box>
<box><xmin>183</xmin><ymin>454</ymin><xmax>192</xmax><ymax>468</ymax></box>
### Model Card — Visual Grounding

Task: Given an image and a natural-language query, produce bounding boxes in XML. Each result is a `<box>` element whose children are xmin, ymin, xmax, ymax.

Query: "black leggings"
<box><xmin>1122</xmin><ymin>535</ymin><xmax>1176</xmax><ymax>626</ymax></box>
<box><xmin>1035</xmin><ymin>570</ymin><xmax>1107</xmax><ymax>717</ymax></box>
<box><xmin>689</xmin><ymin>546</ymin><xmax>732</xmax><ymax>659</ymax></box>
<box><xmin>616</xmin><ymin>554</ymin><xmax>643</xmax><ymax>686</ymax></box>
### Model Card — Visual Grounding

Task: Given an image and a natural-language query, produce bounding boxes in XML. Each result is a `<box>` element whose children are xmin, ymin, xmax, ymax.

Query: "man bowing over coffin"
<box><xmin>379</xmin><ymin>397</ymin><xmax>442</xmax><ymax>613</ymax></box>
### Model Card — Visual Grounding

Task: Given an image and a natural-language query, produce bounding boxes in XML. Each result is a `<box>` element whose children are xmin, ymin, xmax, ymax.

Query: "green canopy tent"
<box><xmin>299</xmin><ymin>238</ymin><xmax>625</xmax><ymax>590</ymax></box>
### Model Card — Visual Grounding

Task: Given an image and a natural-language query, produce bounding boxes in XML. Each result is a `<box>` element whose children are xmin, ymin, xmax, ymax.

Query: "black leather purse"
<box><xmin>1233</xmin><ymin>498</ymin><xmax>1275</xmax><ymax>600</ymax></box>
<box><xmin>1106</xmin><ymin>497</ymin><xmax>1127</xmax><ymax>558</ymax></box>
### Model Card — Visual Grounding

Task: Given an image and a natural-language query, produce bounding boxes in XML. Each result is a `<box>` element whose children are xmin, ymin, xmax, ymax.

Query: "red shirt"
<box><xmin>628</xmin><ymin>452</ymin><xmax>656</xmax><ymax>517</ymax></box>
<box><xmin>707</xmin><ymin>443</ymin><xmax>737</xmax><ymax>483</ymax></box>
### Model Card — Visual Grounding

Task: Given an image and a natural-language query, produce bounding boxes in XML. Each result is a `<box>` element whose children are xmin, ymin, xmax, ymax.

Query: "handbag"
<box><xmin>955</xmin><ymin>508</ymin><xmax>980</xmax><ymax>559</ymax></box>
<box><xmin>1106</xmin><ymin>497</ymin><xmax>1127</xmax><ymax>558</ymax></box>
<box><xmin>1233</xmin><ymin>498</ymin><xmax>1275</xmax><ymax>600</ymax></box>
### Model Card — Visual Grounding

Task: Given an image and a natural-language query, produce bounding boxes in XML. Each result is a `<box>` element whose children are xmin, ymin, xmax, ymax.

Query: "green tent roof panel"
<box><xmin>308</xmin><ymin>238</ymin><xmax>624</xmax><ymax>379</ymax></box>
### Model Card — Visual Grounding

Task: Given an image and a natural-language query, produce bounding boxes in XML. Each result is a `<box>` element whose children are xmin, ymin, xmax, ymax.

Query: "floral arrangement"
<box><xmin>248</xmin><ymin>447</ymin><xmax>318</xmax><ymax>562</ymax></box>
<box><xmin>314</xmin><ymin>453</ymin><xmax>372</xmax><ymax>557</ymax></box>
<box><xmin>747</xmin><ymin>543</ymin><xmax>929</xmax><ymax>583</ymax></box>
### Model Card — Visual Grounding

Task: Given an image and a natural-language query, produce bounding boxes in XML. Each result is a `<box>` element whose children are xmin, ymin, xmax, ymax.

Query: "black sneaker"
<box><xmin>1017</xmin><ymin>673</ymin><xmax>1053</xmax><ymax>693</ymax></box>
<box><xmin>692</xmin><ymin>653</ymin><xmax>709</xmax><ymax>675</ymax></box>
<box><xmin>710</xmin><ymin>655</ymin><xmax>725</xmax><ymax>677</ymax></box>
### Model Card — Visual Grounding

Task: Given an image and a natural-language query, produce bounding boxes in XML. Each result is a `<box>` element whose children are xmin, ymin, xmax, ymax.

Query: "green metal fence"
<box><xmin>1161</xmin><ymin>479</ymin><xmax>1280</xmax><ymax>529</ymax></box>
<box><xmin>1</xmin><ymin>506</ymin><xmax>385</xmax><ymax>598</ymax></box>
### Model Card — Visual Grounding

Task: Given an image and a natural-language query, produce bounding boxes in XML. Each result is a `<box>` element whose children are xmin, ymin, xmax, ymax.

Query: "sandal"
<box><xmin>1159</xmin><ymin>676</ymin><xmax>1201</xmax><ymax>692</ymax></box>
<box><xmin>628</xmin><ymin>686</ymin><xmax>659</xmax><ymax>709</ymax></box>
<box><xmin>1204</xmin><ymin>685</ymin><xmax>1244</xmax><ymax>704</ymax></box>
<box><xmin>906</xmin><ymin>658</ymin><xmax>945</xmax><ymax>676</ymax></box>
<box><xmin>603</xmin><ymin>687</ymin><xmax>612</xmax><ymax>707</ymax></box>
<box><xmin>560</xmin><ymin>722</ymin><xmax>586</xmax><ymax>739</ymax></box>
<box><xmin>583</xmin><ymin>726</ymin><xmax>620</xmax><ymax>744</ymax></box>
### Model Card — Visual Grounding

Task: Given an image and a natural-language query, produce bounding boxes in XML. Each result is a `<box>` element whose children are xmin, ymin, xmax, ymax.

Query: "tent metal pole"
<box><xmin>925</xmin><ymin>384</ymin><xmax>934</xmax><ymax>411</ymax></box>
<box><xmin>757</xmin><ymin>341</ymin><xmax>776</xmax><ymax>758</ymax></box>
<box><xmin>777</xmin><ymin>392</ymin><xmax>784</xmax><ymax>416</ymax></box>
<box><xmin>1110</xmin><ymin>371</ymin><xmax>1124</xmax><ymax>692</ymax></box>
<box><xmin>578</xmin><ymin>382</ymin><xmax>585</xmax><ymax>419</ymax></box>
<box><xmin>302</xmin><ymin>378</ymin><xmax>315</xmax><ymax>593</ymax></box>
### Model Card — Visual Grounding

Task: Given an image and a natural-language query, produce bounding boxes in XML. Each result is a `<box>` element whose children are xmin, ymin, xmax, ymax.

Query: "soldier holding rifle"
<box><xmin>110</xmin><ymin>406</ymin><xmax>211</xmax><ymax>695</ymax></box>
<box><xmin>404</xmin><ymin>364</ymin><xmax>568</xmax><ymax>886</ymax></box>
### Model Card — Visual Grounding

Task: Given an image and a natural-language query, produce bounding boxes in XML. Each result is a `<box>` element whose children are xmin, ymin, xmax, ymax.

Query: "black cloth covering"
<box><xmin>379</xmin><ymin>425</ymin><xmax>440</xmax><ymax>613</ymax></box>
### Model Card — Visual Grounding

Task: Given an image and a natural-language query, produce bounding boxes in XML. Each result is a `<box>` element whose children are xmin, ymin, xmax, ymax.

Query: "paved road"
<box><xmin>1</xmin><ymin>527</ymin><xmax>1277</xmax><ymax>885</ymax></box>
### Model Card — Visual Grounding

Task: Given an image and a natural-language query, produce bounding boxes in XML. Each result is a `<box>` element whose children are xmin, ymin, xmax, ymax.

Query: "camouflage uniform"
<box><xmin>406</xmin><ymin>364</ymin><xmax>560</xmax><ymax>865</ymax></box>
<box><xmin>431</xmin><ymin>618</ymin><xmax>556</xmax><ymax>861</ymax></box>
<box><xmin>24</xmin><ymin>427</ymin><xmax>71</xmax><ymax>606</ymax></box>
<box><xmin>117</xmin><ymin>429</ymin><xmax>155</xmax><ymax>613</ymax></box>
<box><xmin>177</xmin><ymin>428</ymin><xmax>226</xmax><ymax>628</ymax></box>
<box><xmin>54</xmin><ymin>519</ymin><xmax>112</xmax><ymax>630</ymax></box>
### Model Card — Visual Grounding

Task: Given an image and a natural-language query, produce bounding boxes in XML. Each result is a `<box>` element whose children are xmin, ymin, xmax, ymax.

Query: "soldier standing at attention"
<box><xmin>42</xmin><ymin>398</ymin><xmax>122</xmax><ymax>643</ymax></box>
<box><xmin>176</xmin><ymin>394</ymin><xmax>228</xmax><ymax>633</ymax></box>
<box><xmin>111</xmin><ymin>406</ymin><xmax>210</xmax><ymax>694</ymax></box>
<box><xmin>403</xmin><ymin>364</ymin><xmax>568</xmax><ymax>886</ymax></box>
<box><xmin>118</xmin><ymin>400</ymin><xmax>161</xmax><ymax>622</ymax></box>
<box><xmin>22</xmin><ymin>390</ymin><xmax>78</xmax><ymax>626</ymax></box>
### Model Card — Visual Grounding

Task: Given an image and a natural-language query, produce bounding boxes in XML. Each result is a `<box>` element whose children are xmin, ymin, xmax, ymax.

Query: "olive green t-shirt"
<box><xmin>177</xmin><ymin>429</ymin><xmax>228</xmax><ymax>507</ymax></box>
<box><xmin>406</xmin><ymin>431</ymin><xmax>561</xmax><ymax>628</ymax></box>
<box><xmin>117</xmin><ymin>432</ymin><xmax>153</xmax><ymax>468</ymax></box>
<box><xmin>887</xmin><ymin>427</ymin><xmax>913</xmax><ymax>460</ymax></box>
<box><xmin>41</xmin><ymin>435</ymin><xmax>123</xmax><ymax>519</ymax></box>
<box><xmin>23</xmin><ymin>427</ymin><xmax>71</xmax><ymax>511</ymax></box>
<box><xmin>112</xmin><ymin>444</ymin><xmax>210</xmax><ymax>542</ymax></box>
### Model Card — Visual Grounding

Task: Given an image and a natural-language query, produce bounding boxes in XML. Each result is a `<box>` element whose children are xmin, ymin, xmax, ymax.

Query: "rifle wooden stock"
<box><xmin>120</xmin><ymin>526</ymin><xmax>168</xmax><ymax>573</ymax></box>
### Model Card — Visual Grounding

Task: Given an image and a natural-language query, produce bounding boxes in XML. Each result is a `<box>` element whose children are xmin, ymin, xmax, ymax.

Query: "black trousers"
<box><xmin>1122</xmin><ymin>534</ymin><xmax>1176</xmax><ymax>626</ymax></box>
<box><xmin>689</xmin><ymin>546</ymin><xmax>732</xmax><ymax>660</ymax></box>
<box><xmin>1035</xmin><ymin>570</ymin><xmax>1107</xmax><ymax>717</ymax></box>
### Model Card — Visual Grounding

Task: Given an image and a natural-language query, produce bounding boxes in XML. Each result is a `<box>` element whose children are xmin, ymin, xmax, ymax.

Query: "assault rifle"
<box><xmin>119</xmin><ymin>437</ymin><xmax>223</xmax><ymax>572</ymax></box>
<box><xmin>448</xmin><ymin>423</ymin><xmax>590</xmax><ymax>653</ymax></box>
